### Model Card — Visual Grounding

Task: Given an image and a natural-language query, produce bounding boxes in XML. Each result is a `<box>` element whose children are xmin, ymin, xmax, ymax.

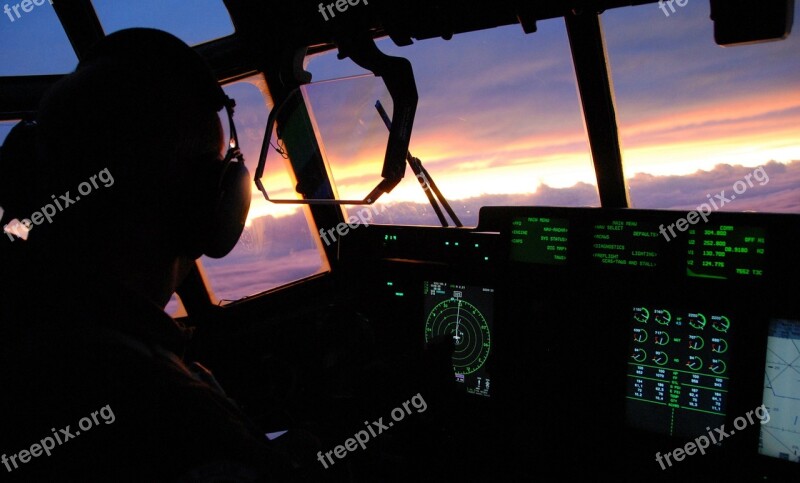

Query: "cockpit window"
<box><xmin>197</xmin><ymin>77</ymin><xmax>329</xmax><ymax>305</ymax></box>
<box><xmin>0</xmin><ymin>3</ymin><xmax>78</xmax><ymax>76</ymax></box>
<box><xmin>304</xmin><ymin>21</ymin><xmax>600</xmax><ymax>227</ymax></box>
<box><xmin>604</xmin><ymin>2</ymin><xmax>800</xmax><ymax>213</ymax></box>
<box><xmin>91</xmin><ymin>0</ymin><xmax>234</xmax><ymax>46</ymax></box>
<box><xmin>0</xmin><ymin>121</ymin><xmax>17</xmax><ymax>144</ymax></box>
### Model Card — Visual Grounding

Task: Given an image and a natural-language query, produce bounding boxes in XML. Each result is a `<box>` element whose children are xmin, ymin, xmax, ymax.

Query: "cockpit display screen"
<box><xmin>591</xmin><ymin>219</ymin><xmax>661</xmax><ymax>269</ymax></box>
<box><xmin>759</xmin><ymin>319</ymin><xmax>800</xmax><ymax>463</ymax></box>
<box><xmin>510</xmin><ymin>216</ymin><xmax>569</xmax><ymax>265</ymax></box>
<box><xmin>626</xmin><ymin>305</ymin><xmax>732</xmax><ymax>438</ymax></box>
<box><xmin>424</xmin><ymin>281</ymin><xmax>493</xmax><ymax>397</ymax></box>
<box><xmin>687</xmin><ymin>225</ymin><xmax>766</xmax><ymax>280</ymax></box>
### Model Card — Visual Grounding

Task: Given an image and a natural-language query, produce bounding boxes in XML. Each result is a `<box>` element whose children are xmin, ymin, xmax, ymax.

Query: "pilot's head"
<box><xmin>23</xmin><ymin>28</ymin><xmax>249</xmax><ymax>305</ymax></box>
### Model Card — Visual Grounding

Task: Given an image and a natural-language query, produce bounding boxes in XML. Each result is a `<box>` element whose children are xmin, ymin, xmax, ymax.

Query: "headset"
<box><xmin>189</xmin><ymin>95</ymin><xmax>252</xmax><ymax>260</ymax></box>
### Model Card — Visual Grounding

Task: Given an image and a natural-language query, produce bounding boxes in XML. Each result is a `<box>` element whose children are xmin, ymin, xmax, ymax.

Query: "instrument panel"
<box><xmin>343</xmin><ymin>206</ymin><xmax>800</xmax><ymax>480</ymax></box>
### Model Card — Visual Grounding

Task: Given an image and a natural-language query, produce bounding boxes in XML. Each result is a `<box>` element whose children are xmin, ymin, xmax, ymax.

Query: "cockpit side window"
<box><xmin>0</xmin><ymin>4</ymin><xmax>78</xmax><ymax>76</ymax></box>
<box><xmin>0</xmin><ymin>121</ymin><xmax>18</xmax><ymax>144</ymax></box>
<box><xmin>196</xmin><ymin>77</ymin><xmax>329</xmax><ymax>305</ymax></box>
<box><xmin>91</xmin><ymin>0</ymin><xmax>234</xmax><ymax>46</ymax></box>
<box><xmin>604</xmin><ymin>2</ymin><xmax>800</xmax><ymax>214</ymax></box>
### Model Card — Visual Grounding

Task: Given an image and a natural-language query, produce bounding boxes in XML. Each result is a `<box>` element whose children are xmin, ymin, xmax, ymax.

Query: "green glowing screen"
<box><xmin>510</xmin><ymin>216</ymin><xmax>569</xmax><ymax>265</ymax></box>
<box><xmin>687</xmin><ymin>226</ymin><xmax>766</xmax><ymax>279</ymax></box>
<box><xmin>592</xmin><ymin>220</ymin><xmax>661</xmax><ymax>269</ymax></box>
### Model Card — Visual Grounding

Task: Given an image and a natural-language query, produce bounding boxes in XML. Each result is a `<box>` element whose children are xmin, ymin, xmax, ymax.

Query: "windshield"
<box><xmin>300</xmin><ymin>7</ymin><xmax>798</xmax><ymax>225</ymax></box>
<box><xmin>305</xmin><ymin>20</ymin><xmax>601</xmax><ymax>227</ymax></box>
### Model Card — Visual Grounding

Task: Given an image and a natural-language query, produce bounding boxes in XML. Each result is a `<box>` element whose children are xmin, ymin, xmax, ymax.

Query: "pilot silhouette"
<box><xmin>0</xmin><ymin>28</ymin><xmax>297</xmax><ymax>481</ymax></box>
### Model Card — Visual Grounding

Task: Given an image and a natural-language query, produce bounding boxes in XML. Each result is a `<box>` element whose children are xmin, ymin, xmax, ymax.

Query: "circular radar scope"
<box><xmin>425</xmin><ymin>293</ymin><xmax>490</xmax><ymax>374</ymax></box>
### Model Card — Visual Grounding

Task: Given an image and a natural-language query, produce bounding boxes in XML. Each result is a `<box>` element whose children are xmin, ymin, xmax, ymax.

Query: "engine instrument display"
<box><xmin>626</xmin><ymin>305</ymin><xmax>732</xmax><ymax>438</ymax></box>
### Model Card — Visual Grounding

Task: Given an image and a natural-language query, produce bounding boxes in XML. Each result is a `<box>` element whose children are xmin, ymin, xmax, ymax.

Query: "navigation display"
<box><xmin>759</xmin><ymin>319</ymin><xmax>800</xmax><ymax>463</ymax></box>
<box><xmin>626</xmin><ymin>305</ymin><xmax>732</xmax><ymax>438</ymax></box>
<box><xmin>424</xmin><ymin>281</ymin><xmax>494</xmax><ymax>397</ymax></box>
<box><xmin>687</xmin><ymin>225</ymin><xmax>766</xmax><ymax>279</ymax></box>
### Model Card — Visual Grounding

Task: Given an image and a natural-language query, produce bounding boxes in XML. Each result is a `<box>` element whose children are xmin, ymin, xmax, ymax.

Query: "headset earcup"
<box><xmin>203</xmin><ymin>160</ymin><xmax>251</xmax><ymax>259</ymax></box>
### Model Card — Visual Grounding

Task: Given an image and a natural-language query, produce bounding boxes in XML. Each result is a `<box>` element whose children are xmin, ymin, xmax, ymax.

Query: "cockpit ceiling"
<box><xmin>223</xmin><ymin>0</ymin><xmax>659</xmax><ymax>53</ymax></box>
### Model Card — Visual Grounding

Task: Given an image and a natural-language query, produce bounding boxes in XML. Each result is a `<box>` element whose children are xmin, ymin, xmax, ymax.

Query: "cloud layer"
<box><xmin>201</xmin><ymin>160</ymin><xmax>799</xmax><ymax>303</ymax></box>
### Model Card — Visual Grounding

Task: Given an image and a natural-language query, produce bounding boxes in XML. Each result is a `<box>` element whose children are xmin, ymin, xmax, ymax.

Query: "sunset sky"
<box><xmin>252</xmin><ymin>0</ymin><xmax>800</xmax><ymax>221</ymax></box>
<box><xmin>2</xmin><ymin>1</ymin><xmax>798</xmax><ymax>215</ymax></box>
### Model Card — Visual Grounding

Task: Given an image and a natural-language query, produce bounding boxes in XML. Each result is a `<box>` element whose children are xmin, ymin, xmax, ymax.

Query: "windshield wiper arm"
<box><xmin>375</xmin><ymin>100</ymin><xmax>463</xmax><ymax>228</ymax></box>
